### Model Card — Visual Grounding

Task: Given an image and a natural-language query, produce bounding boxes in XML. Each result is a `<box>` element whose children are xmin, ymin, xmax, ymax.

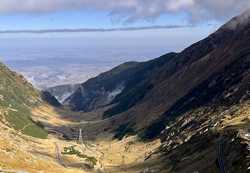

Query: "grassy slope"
<box><xmin>0</xmin><ymin>63</ymin><xmax>47</xmax><ymax>138</ymax></box>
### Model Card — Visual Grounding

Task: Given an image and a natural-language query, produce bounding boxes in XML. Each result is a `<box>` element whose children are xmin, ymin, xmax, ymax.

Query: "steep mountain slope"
<box><xmin>64</xmin><ymin>11</ymin><xmax>250</xmax><ymax>136</ymax></box>
<box><xmin>0</xmin><ymin>62</ymin><xmax>102</xmax><ymax>173</ymax></box>
<box><xmin>64</xmin><ymin>61</ymin><xmax>139</xmax><ymax>111</ymax></box>
<box><xmin>41</xmin><ymin>91</ymin><xmax>62</xmax><ymax>107</ymax></box>
<box><xmin>2</xmin><ymin>11</ymin><xmax>250</xmax><ymax>173</ymax></box>
<box><xmin>64</xmin><ymin>53</ymin><xmax>177</xmax><ymax>113</ymax></box>
<box><xmin>138</xmin><ymin>12</ymin><xmax>250</xmax><ymax>138</ymax></box>
<box><xmin>148</xmin><ymin>101</ymin><xmax>250</xmax><ymax>173</ymax></box>
<box><xmin>59</xmin><ymin>12</ymin><xmax>250</xmax><ymax>172</ymax></box>
<box><xmin>46</xmin><ymin>84</ymin><xmax>80</xmax><ymax>103</ymax></box>
<box><xmin>0</xmin><ymin>63</ymin><xmax>47</xmax><ymax>138</ymax></box>
<box><xmin>0</xmin><ymin>69</ymin><xmax>159</xmax><ymax>173</ymax></box>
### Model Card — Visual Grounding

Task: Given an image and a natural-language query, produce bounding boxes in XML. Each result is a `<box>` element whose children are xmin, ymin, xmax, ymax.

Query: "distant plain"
<box><xmin>0</xmin><ymin>28</ymin><xmax>215</xmax><ymax>88</ymax></box>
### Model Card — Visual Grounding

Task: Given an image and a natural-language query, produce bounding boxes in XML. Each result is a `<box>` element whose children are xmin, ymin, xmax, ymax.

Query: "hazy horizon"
<box><xmin>0</xmin><ymin>26</ymin><xmax>217</xmax><ymax>89</ymax></box>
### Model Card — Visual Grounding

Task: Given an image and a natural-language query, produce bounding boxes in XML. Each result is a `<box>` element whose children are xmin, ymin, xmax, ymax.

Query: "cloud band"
<box><xmin>0</xmin><ymin>25</ymin><xmax>194</xmax><ymax>34</ymax></box>
<box><xmin>0</xmin><ymin>0</ymin><xmax>250</xmax><ymax>23</ymax></box>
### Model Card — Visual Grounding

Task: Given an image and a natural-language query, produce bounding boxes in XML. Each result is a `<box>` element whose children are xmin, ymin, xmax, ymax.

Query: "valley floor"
<box><xmin>0</xmin><ymin>100</ymin><xmax>249</xmax><ymax>173</ymax></box>
<box><xmin>0</xmin><ymin>104</ymin><xmax>162</xmax><ymax>173</ymax></box>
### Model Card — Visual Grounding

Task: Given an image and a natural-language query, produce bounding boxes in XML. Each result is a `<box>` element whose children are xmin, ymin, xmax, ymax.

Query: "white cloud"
<box><xmin>0</xmin><ymin>0</ymin><xmax>250</xmax><ymax>23</ymax></box>
<box><xmin>167</xmin><ymin>0</ymin><xmax>194</xmax><ymax>11</ymax></box>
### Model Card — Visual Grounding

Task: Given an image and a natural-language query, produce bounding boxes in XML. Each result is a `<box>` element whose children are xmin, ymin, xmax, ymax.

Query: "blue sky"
<box><xmin>0</xmin><ymin>1</ymin><xmax>248</xmax><ymax>56</ymax></box>
<box><xmin>0</xmin><ymin>1</ymin><xmax>248</xmax><ymax>48</ymax></box>
<box><xmin>0</xmin><ymin>0</ymin><xmax>249</xmax><ymax>88</ymax></box>
<box><xmin>0</xmin><ymin>0</ymin><xmax>249</xmax><ymax>40</ymax></box>
<box><xmin>0</xmin><ymin>0</ymin><xmax>248</xmax><ymax>31</ymax></box>
<box><xmin>0</xmin><ymin>0</ymin><xmax>244</xmax><ymax>63</ymax></box>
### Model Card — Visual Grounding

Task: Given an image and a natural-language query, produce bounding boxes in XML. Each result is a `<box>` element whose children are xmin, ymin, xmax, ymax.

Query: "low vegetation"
<box><xmin>0</xmin><ymin>63</ymin><xmax>48</xmax><ymax>139</ymax></box>
<box><xmin>62</xmin><ymin>145</ymin><xmax>97</xmax><ymax>166</ymax></box>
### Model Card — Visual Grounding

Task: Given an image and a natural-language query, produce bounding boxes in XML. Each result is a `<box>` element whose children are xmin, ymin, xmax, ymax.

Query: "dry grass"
<box><xmin>0</xmin><ymin>123</ymin><xmax>85</xmax><ymax>173</ymax></box>
<box><xmin>0</xmin><ymin>104</ymin><xmax>161</xmax><ymax>173</ymax></box>
<box><xmin>221</xmin><ymin>102</ymin><xmax>250</xmax><ymax>129</ymax></box>
<box><xmin>31</xmin><ymin>104</ymin><xmax>77</xmax><ymax>126</ymax></box>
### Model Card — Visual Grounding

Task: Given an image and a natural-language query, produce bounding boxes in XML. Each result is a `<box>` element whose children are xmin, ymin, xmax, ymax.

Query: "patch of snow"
<box><xmin>56</xmin><ymin>92</ymin><xmax>75</xmax><ymax>103</ymax></box>
<box><xmin>107</xmin><ymin>84</ymin><xmax>125</xmax><ymax>102</ymax></box>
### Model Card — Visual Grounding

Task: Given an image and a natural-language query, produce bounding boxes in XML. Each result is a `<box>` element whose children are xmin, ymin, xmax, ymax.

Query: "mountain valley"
<box><xmin>0</xmin><ymin>11</ymin><xmax>250</xmax><ymax>173</ymax></box>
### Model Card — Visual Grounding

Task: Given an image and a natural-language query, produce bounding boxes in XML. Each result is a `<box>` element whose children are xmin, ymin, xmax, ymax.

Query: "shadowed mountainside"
<box><xmin>46</xmin><ymin>84</ymin><xmax>81</xmax><ymax>103</ymax></box>
<box><xmin>62</xmin><ymin>10</ymin><xmax>250</xmax><ymax>137</ymax></box>
<box><xmin>40</xmin><ymin>11</ymin><xmax>250</xmax><ymax>173</ymax></box>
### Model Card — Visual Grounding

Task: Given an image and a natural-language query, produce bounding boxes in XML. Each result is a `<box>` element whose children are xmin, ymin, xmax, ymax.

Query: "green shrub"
<box><xmin>62</xmin><ymin>145</ymin><xmax>97</xmax><ymax>166</ymax></box>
